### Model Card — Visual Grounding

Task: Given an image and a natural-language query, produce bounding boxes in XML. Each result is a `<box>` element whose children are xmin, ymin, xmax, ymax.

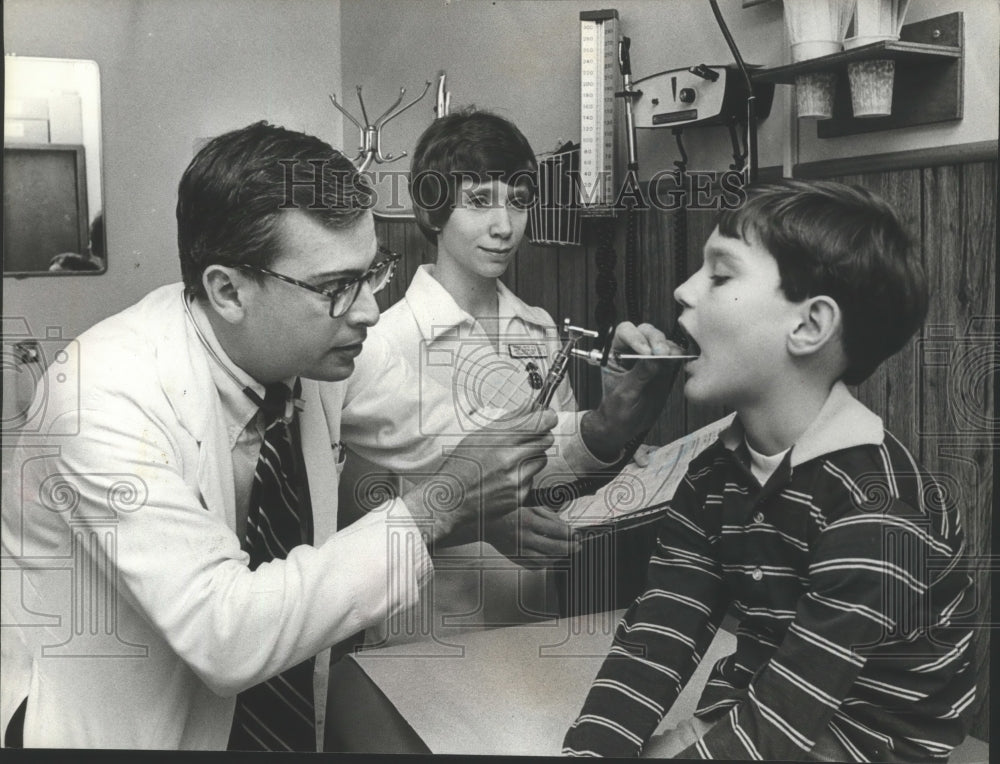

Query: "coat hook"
<box><xmin>329</xmin><ymin>80</ymin><xmax>433</xmax><ymax>173</ymax></box>
<box><xmin>435</xmin><ymin>72</ymin><xmax>452</xmax><ymax>118</ymax></box>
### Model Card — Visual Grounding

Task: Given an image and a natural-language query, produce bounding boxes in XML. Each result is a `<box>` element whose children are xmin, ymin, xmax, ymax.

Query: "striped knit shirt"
<box><xmin>563</xmin><ymin>384</ymin><xmax>976</xmax><ymax>760</ymax></box>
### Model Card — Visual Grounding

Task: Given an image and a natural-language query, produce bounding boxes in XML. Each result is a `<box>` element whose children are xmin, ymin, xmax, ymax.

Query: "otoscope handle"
<box><xmin>534</xmin><ymin>336</ymin><xmax>575</xmax><ymax>409</ymax></box>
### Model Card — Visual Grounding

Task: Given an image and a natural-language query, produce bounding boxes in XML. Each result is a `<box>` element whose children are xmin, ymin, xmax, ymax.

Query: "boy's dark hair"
<box><xmin>177</xmin><ymin>121</ymin><xmax>372</xmax><ymax>298</ymax></box>
<box><xmin>717</xmin><ymin>180</ymin><xmax>927</xmax><ymax>385</ymax></box>
<box><xmin>408</xmin><ymin>108</ymin><xmax>537</xmax><ymax>243</ymax></box>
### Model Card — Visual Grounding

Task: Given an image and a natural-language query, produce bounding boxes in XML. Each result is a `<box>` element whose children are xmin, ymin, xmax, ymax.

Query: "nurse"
<box><xmin>345</xmin><ymin>109</ymin><xmax>681</xmax><ymax>640</ymax></box>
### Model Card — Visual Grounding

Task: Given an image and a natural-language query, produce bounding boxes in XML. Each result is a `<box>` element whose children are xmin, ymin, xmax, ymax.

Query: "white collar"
<box><xmin>403</xmin><ymin>264</ymin><xmax>555</xmax><ymax>342</ymax></box>
<box><xmin>185</xmin><ymin>296</ymin><xmax>297</xmax><ymax>437</ymax></box>
<box><xmin>719</xmin><ymin>382</ymin><xmax>884</xmax><ymax>469</ymax></box>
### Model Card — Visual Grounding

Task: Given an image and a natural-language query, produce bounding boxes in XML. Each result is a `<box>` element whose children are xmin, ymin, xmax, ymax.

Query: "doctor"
<box><xmin>1</xmin><ymin>121</ymin><xmax>674</xmax><ymax>751</ymax></box>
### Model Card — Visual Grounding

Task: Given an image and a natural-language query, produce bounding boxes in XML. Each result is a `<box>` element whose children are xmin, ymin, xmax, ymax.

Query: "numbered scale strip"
<box><xmin>579</xmin><ymin>9</ymin><xmax>619</xmax><ymax>214</ymax></box>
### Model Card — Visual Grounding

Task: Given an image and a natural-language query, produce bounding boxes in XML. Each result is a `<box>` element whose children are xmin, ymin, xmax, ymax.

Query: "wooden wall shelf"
<box><xmin>751</xmin><ymin>12</ymin><xmax>964</xmax><ymax>138</ymax></box>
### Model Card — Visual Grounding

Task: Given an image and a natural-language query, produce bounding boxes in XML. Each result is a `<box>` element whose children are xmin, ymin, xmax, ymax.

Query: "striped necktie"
<box><xmin>229</xmin><ymin>380</ymin><xmax>317</xmax><ymax>752</ymax></box>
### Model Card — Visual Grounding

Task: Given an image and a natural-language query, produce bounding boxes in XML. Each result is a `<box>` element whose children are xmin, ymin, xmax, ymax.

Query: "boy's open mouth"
<box><xmin>672</xmin><ymin>323</ymin><xmax>701</xmax><ymax>357</ymax></box>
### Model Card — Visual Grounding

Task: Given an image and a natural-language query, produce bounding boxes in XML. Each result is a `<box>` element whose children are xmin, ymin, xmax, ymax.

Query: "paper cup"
<box><xmin>784</xmin><ymin>0</ymin><xmax>855</xmax><ymax>60</ymax></box>
<box><xmin>848</xmin><ymin>59</ymin><xmax>895</xmax><ymax>117</ymax></box>
<box><xmin>790</xmin><ymin>39</ymin><xmax>842</xmax><ymax>62</ymax></box>
<box><xmin>853</xmin><ymin>0</ymin><xmax>911</xmax><ymax>40</ymax></box>
<box><xmin>795</xmin><ymin>72</ymin><xmax>837</xmax><ymax>119</ymax></box>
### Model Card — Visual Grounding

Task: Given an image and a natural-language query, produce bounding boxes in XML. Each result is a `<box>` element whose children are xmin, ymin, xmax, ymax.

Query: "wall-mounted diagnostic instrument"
<box><xmin>570</xmin><ymin>3</ymin><xmax>775</xmax><ymax>332</ymax></box>
<box><xmin>631</xmin><ymin>64</ymin><xmax>773</xmax><ymax>130</ymax></box>
<box><xmin>579</xmin><ymin>9</ymin><xmax>621</xmax><ymax>214</ymax></box>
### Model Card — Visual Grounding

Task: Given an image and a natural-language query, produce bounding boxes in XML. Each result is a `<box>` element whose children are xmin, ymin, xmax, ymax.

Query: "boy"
<box><xmin>563</xmin><ymin>181</ymin><xmax>976</xmax><ymax>761</ymax></box>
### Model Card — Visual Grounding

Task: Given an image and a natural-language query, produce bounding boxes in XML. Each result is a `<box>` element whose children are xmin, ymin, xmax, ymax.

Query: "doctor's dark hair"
<box><xmin>716</xmin><ymin>180</ymin><xmax>928</xmax><ymax>385</ymax></box>
<box><xmin>176</xmin><ymin>121</ymin><xmax>373</xmax><ymax>298</ymax></box>
<box><xmin>408</xmin><ymin>108</ymin><xmax>537</xmax><ymax>243</ymax></box>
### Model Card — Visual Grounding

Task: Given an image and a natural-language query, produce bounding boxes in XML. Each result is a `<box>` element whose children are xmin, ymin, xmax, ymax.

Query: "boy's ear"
<box><xmin>202</xmin><ymin>265</ymin><xmax>248</xmax><ymax>324</ymax></box>
<box><xmin>787</xmin><ymin>295</ymin><xmax>842</xmax><ymax>359</ymax></box>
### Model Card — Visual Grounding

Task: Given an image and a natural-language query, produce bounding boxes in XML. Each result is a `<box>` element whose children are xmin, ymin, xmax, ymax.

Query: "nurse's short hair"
<box><xmin>408</xmin><ymin>108</ymin><xmax>537</xmax><ymax>243</ymax></box>
<box><xmin>176</xmin><ymin>121</ymin><xmax>372</xmax><ymax>298</ymax></box>
<box><xmin>717</xmin><ymin>180</ymin><xmax>928</xmax><ymax>385</ymax></box>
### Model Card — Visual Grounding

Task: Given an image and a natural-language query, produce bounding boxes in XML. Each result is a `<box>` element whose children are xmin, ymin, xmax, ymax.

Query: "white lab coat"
<box><xmin>0</xmin><ymin>283</ymin><xmax>456</xmax><ymax>749</ymax></box>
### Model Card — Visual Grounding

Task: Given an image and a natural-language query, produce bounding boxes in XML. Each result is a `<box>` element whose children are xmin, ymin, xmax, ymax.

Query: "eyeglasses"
<box><xmin>235</xmin><ymin>247</ymin><xmax>401</xmax><ymax>318</ymax></box>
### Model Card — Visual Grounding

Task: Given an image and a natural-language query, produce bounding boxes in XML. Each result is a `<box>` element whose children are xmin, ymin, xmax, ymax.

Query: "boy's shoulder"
<box><xmin>799</xmin><ymin>427</ymin><xmax>930</xmax><ymax>503</ymax></box>
<box><xmin>794</xmin><ymin>430</ymin><xmax>964</xmax><ymax>546</ymax></box>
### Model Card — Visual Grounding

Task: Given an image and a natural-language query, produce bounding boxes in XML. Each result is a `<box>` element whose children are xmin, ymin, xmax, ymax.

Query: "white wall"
<box><xmin>340</xmin><ymin>0</ymin><xmax>998</xmax><ymax>197</ymax></box>
<box><xmin>3</xmin><ymin>0</ymin><xmax>344</xmax><ymax>341</ymax></box>
<box><xmin>2</xmin><ymin>0</ymin><xmax>996</xmax><ymax>347</ymax></box>
<box><xmin>342</xmin><ymin>0</ymin><xmax>791</xmax><ymax>207</ymax></box>
<box><xmin>5</xmin><ymin>57</ymin><xmax>104</xmax><ymax>222</ymax></box>
<box><xmin>798</xmin><ymin>0</ymin><xmax>1000</xmax><ymax>162</ymax></box>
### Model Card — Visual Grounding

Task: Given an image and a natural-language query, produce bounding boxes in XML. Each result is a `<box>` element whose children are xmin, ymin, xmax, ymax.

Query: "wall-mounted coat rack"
<box><xmin>752</xmin><ymin>12</ymin><xmax>964</xmax><ymax>138</ymax></box>
<box><xmin>330</xmin><ymin>81</ymin><xmax>432</xmax><ymax>172</ymax></box>
<box><xmin>435</xmin><ymin>72</ymin><xmax>451</xmax><ymax>118</ymax></box>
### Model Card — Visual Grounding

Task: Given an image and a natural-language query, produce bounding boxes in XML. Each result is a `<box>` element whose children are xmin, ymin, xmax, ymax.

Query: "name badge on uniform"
<box><xmin>508</xmin><ymin>343</ymin><xmax>546</xmax><ymax>359</ymax></box>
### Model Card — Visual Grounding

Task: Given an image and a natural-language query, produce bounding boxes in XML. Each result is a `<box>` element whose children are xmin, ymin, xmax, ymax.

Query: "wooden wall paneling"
<box><xmin>636</xmin><ymin>206</ymin><xmax>683</xmax><ymax>446</ymax></box>
<box><xmin>576</xmin><ymin>227</ymin><xmax>614</xmax><ymax>412</ymax></box>
<box><xmin>502</xmin><ymin>239</ymin><xmax>519</xmax><ymax>294</ymax></box>
<box><xmin>951</xmin><ymin>160</ymin><xmax>994</xmax><ymax>740</ymax></box>
<box><xmin>374</xmin><ymin>217</ymin><xmax>401</xmax><ymax>311</ymax></box>
<box><xmin>516</xmin><ymin>241</ymin><xmax>560</xmax><ymax>324</ymax></box>
<box><xmin>562</xmin><ymin>219</ymin><xmax>626</xmax><ymax>411</ymax></box>
<box><xmin>919</xmin><ymin>162</ymin><xmax>994</xmax><ymax>741</ymax></box>
<box><xmin>557</xmin><ymin>244</ymin><xmax>596</xmax><ymax>413</ymax></box>
<box><xmin>510</xmin><ymin>242</ymin><xmax>530</xmax><ymax>304</ymax></box>
<box><xmin>877</xmin><ymin>168</ymin><xmax>931</xmax><ymax>447</ymax></box>
<box><xmin>385</xmin><ymin>217</ymin><xmax>417</xmax><ymax>310</ymax></box>
<box><xmin>510</xmin><ymin>241</ymin><xmax>569</xmax><ymax>403</ymax></box>
<box><xmin>636</xmin><ymin>207</ymin><xmax>668</xmax><ymax>329</ymax></box>
<box><xmin>637</xmin><ymin>206</ymin><xmax>678</xmax><ymax>446</ymax></box>
<box><xmin>402</xmin><ymin>218</ymin><xmax>431</xmax><ymax>290</ymax></box>
<box><xmin>918</xmin><ymin>163</ymin><xmax>962</xmax><ymax>431</ymax></box>
<box><xmin>839</xmin><ymin>170</ymin><xmax>924</xmax><ymax>446</ymax></box>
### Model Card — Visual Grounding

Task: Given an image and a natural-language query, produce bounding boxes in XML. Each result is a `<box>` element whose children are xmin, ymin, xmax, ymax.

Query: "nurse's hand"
<box><xmin>486</xmin><ymin>505</ymin><xmax>579</xmax><ymax>568</ymax></box>
<box><xmin>404</xmin><ymin>408</ymin><xmax>557</xmax><ymax>548</ymax></box>
<box><xmin>581</xmin><ymin>321</ymin><xmax>684</xmax><ymax>462</ymax></box>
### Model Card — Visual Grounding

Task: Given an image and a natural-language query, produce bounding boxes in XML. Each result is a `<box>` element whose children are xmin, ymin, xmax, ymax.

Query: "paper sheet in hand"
<box><xmin>561</xmin><ymin>414</ymin><xmax>735</xmax><ymax>529</ymax></box>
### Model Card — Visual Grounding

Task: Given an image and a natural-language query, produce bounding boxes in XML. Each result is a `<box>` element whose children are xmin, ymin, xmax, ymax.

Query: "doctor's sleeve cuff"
<box><xmin>558</xmin><ymin>411</ymin><xmax>625</xmax><ymax>473</ymax></box>
<box><xmin>333</xmin><ymin>496</ymin><xmax>434</xmax><ymax>620</ymax></box>
<box><xmin>378</xmin><ymin>497</ymin><xmax>434</xmax><ymax>596</ymax></box>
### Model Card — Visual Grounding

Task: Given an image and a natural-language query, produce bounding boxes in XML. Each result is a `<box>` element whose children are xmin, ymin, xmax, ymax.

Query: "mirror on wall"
<box><xmin>3</xmin><ymin>56</ymin><xmax>105</xmax><ymax>277</ymax></box>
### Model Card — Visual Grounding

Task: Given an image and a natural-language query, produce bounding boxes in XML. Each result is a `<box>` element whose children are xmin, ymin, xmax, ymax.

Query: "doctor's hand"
<box><xmin>486</xmin><ymin>505</ymin><xmax>579</xmax><ymax>568</ymax></box>
<box><xmin>403</xmin><ymin>408</ymin><xmax>558</xmax><ymax>548</ymax></box>
<box><xmin>580</xmin><ymin>321</ymin><xmax>684</xmax><ymax>463</ymax></box>
<box><xmin>630</xmin><ymin>443</ymin><xmax>658</xmax><ymax>469</ymax></box>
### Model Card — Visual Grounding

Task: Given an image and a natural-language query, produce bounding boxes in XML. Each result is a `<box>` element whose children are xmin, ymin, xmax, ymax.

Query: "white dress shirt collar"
<box><xmin>184</xmin><ymin>297</ymin><xmax>267</xmax><ymax>446</ymax></box>
<box><xmin>719</xmin><ymin>381</ymin><xmax>884</xmax><ymax>470</ymax></box>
